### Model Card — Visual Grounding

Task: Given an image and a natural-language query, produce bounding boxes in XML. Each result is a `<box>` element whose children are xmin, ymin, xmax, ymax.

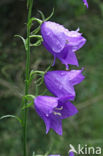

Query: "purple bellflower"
<box><xmin>44</xmin><ymin>69</ymin><xmax>85</xmax><ymax>100</ymax></box>
<box><xmin>41</xmin><ymin>21</ymin><xmax>86</xmax><ymax>69</ymax></box>
<box><xmin>34</xmin><ymin>96</ymin><xmax>78</xmax><ymax>135</ymax></box>
<box><xmin>83</xmin><ymin>0</ymin><xmax>88</xmax><ymax>8</ymax></box>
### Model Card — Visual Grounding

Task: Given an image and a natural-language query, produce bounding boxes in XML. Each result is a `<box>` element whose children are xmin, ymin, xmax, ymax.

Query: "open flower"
<box><xmin>44</xmin><ymin>69</ymin><xmax>85</xmax><ymax>100</ymax></box>
<box><xmin>83</xmin><ymin>0</ymin><xmax>88</xmax><ymax>8</ymax></box>
<box><xmin>34</xmin><ymin>96</ymin><xmax>78</xmax><ymax>135</ymax></box>
<box><xmin>41</xmin><ymin>21</ymin><xmax>86</xmax><ymax>69</ymax></box>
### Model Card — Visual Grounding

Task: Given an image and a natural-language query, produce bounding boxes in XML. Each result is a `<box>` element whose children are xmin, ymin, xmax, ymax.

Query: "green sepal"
<box><xmin>29</xmin><ymin>17</ymin><xmax>42</xmax><ymax>25</ymax></box>
<box><xmin>31</xmin><ymin>25</ymin><xmax>40</xmax><ymax>35</ymax></box>
<box><xmin>30</xmin><ymin>40</ymin><xmax>42</xmax><ymax>47</ymax></box>
<box><xmin>22</xmin><ymin>102</ymin><xmax>34</xmax><ymax>110</ymax></box>
<box><xmin>23</xmin><ymin>94</ymin><xmax>35</xmax><ymax>101</ymax></box>
<box><xmin>29</xmin><ymin>35</ymin><xmax>43</xmax><ymax>47</ymax></box>
<box><xmin>29</xmin><ymin>70</ymin><xmax>44</xmax><ymax>84</ymax></box>
<box><xmin>45</xmin><ymin>8</ymin><xmax>54</xmax><ymax>21</ymax></box>
<box><xmin>35</xmin><ymin>76</ymin><xmax>44</xmax><ymax>87</ymax></box>
<box><xmin>38</xmin><ymin>10</ymin><xmax>45</xmax><ymax>21</ymax></box>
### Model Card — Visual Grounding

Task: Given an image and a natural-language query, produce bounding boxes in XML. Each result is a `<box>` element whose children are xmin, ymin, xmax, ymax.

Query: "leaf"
<box><xmin>29</xmin><ymin>34</ymin><xmax>43</xmax><ymax>47</ymax></box>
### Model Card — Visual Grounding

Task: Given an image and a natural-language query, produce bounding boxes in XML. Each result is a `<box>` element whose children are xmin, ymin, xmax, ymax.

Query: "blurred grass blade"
<box><xmin>0</xmin><ymin>115</ymin><xmax>22</xmax><ymax>125</ymax></box>
<box><xmin>15</xmin><ymin>35</ymin><xmax>26</xmax><ymax>49</ymax></box>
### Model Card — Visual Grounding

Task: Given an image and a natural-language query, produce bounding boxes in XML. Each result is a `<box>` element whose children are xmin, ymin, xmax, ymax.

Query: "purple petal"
<box><xmin>44</xmin><ymin>70</ymin><xmax>84</xmax><ymax>100</ymax></box>
<box><xmin>69</xmin><ymin>152</ymin><xmax>74</xmax><ymax>156</ymax></box>
<box><xmin>41</xmin><ymin>21</ymin><xmax>68</xmax><ymax>53</ymax></box>
<box><xmin>58</xmin><ymin>100</ymin><xmax>78</xmax><ymax>119</ymax></box>
<box><xmin>34</xmin><ymin>96</ymin><xmax>58</xmax><ymax>115</ymax></box>
<box><xmin>56</xmin><ymin>46</ymin><xmax>79</xmax><ymax>67</ymax></box>
<box><xmin>44</xmin><ymin>71</ymin><xmax>75</xmax><ymax>100</ymax></box>
<box><xmin>35</xmin><ymin>106</ymin><xmax>51</xmax><ymax>133</ymax></box>
<box><xmin>67</xmin><ymin>30</ymin><xmax>86</xmax><ymax>52</ymax></box>
<box><xmin>67</xmin><ymin>69</ymin><xmax>85</xmax><ymax>86</ymax></box>
<box><xmin>34</xmin><ymin>96</ymin><xmax>63</xmax><ymax>135</ymax></box>
<box><xmin>83</xmin><ymin>0</ymin><xmax>88</xmax><ymax>8</ymax></box>
<box><xmin>50</xmin><ymin>114</ymin><xmax>62</xmax><ymax>135</ymax></box>
<box><xmin>34</xmin><ymin>96</ymin><xmax>59</xmax><ymax>133</ymax></box>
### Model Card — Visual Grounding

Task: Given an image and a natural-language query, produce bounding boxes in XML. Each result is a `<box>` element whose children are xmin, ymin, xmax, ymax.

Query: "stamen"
<box><xmin>53</xmin><ymin>111</ymin><xmax>62</xmax><ymax>116</ymax></box>
<box><xmin>55</xmin><ymin>106</ymin><xmax>63</xmax><ymax>111</ymax></box>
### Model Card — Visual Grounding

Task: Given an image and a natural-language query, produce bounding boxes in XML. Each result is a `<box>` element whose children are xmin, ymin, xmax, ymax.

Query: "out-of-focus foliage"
<box><xmin>0</xmin><ymin>0</ymin><xmax>103</xmax><ymax>155</ymax></box>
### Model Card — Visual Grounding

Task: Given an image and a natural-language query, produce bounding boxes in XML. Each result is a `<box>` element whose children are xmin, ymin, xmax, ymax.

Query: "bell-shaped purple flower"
<box><xmin>83</xmin><ymin>0</ymin><xmax>88</xmax><ymax>8</ymax></box>
<box><xmin>34</xmin><ymin>96</ymin><xmax>78</xmax><ymax>135</ymax></box>
<box><xmin>41</xmin><ymin>21</ymin><xmax>86</xmax><ymax>69</ymax></box>
<box><xmin>44</xmin><ymin>69</ymin><xmax>85</xmax><ymax>100</ymax></box>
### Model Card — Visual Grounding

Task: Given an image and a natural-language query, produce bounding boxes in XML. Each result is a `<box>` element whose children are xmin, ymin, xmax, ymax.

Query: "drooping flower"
<box><xmin>34</xmin><ymin>96</ymin><xmax>78</xmax><ymax>135</ymax></box>
<box><xmin>41</xmin><ymin>21</ymin><xmax>86</xmax><ymax>69</ymax></box>
<box><xmin>44</xmin><ymin>69</ymin><xmax>85</xmax><ymax>100</ymax></box>
<box><xmin>83</xmin><ymin>0</ymin><xmax>88</xmax><ymax>8</ymax></box>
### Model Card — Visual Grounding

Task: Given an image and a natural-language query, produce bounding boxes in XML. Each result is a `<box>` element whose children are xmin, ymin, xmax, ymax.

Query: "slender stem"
<box><xmin>23</xmin><ymin>1</ymin><xmax>33</xmax><ymax>156</ymax></box>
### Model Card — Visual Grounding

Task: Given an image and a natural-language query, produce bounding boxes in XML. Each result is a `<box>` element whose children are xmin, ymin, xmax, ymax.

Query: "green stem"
<box><xmin>23</xmin><ymin>1</ymin><xmax>33</xmax><ymax>156</ymax></box>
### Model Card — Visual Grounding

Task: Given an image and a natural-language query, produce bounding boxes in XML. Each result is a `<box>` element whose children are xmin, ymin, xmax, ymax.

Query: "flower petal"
<box><xmin>50</xmin><ymin>114</ymin><xmax>62</xmax><ymax>135</ymax></box>
<box><xmin>56</xmin><ymin>46</ymin><xmax>79</xmax><ymax>67</ymax></box>
<box><xmin>41</xmin><ymin>21</ymin><xmax>68</xmax><ymax>53</ymax></box>
<box><xmin>44</xmin><ymin>71</ymin><xmax>75</xmax><ymax>100</ymax></box>
<box><xmin>67</xmin><ymin>30</ymin><xmax>86</xmax><ymax>52</ymax></box>
<box><xmin>67</xmin><ymin>69</ymin><xmax>85</xmax><ymax>86</ymax></box>
<box><xmin>58</xmin><ymin>100</ymin><xmax>78</xmax><ymax>119</ymax></box>
<box><xmin>34</xmin><ymin>96</ymin><xmax>59</xmax><ymax>134</ymax></box>
<box><xmin>83</xmin><ymin>0</ymin><xmax>88</xmax><ymax>8</ymax></box>
<box><xmin>69</xmin><ymin>152</ymin><xmax>74</xmax><ymax>156</ymax></box>
<box><xmin>34</xmin><ymin>96</ymin><xmax>58</xmax><ymax>115</ymax></box>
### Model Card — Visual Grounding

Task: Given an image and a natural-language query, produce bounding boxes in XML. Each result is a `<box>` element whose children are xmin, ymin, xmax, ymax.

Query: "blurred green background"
<box><xmin>0</xmin><ymin>0</ymin><xmax>103</xmax><ymax>155</ymax></box>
